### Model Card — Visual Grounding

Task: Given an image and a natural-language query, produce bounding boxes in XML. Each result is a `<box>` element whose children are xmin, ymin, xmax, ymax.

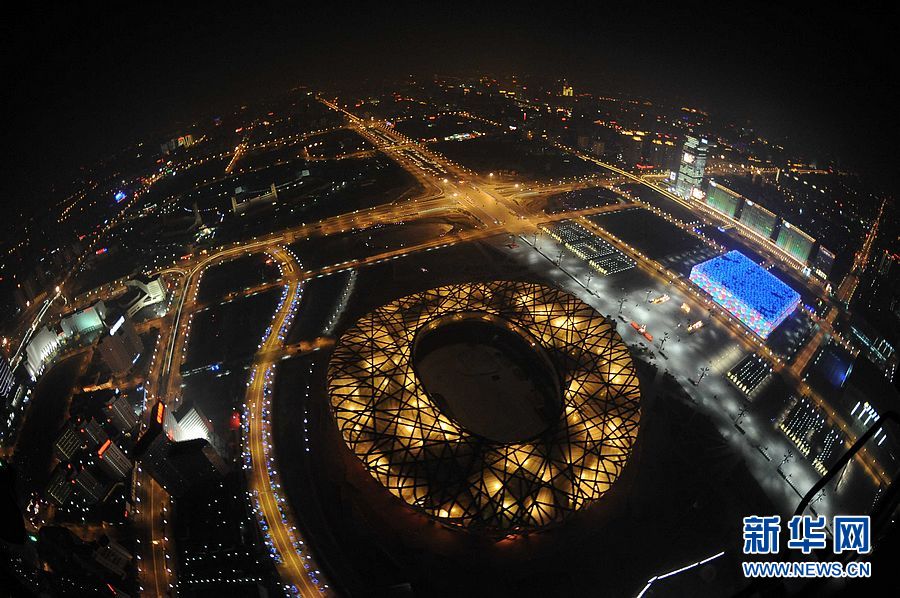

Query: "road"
<box><xmin>243</xmin><ymin>246</ymin><xmax>328</xmax><ymax>596</ymax></box>
<box><xmin>789</xmin><ymin>197</ymin><xmax>886</xmax><ymax>378</ymax></box>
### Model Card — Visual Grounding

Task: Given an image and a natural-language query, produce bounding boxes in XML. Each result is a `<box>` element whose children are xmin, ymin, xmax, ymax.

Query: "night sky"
<box><xmin>4</xmin><ymin>3</ymin><xmax>897</xmax><ymax>206</ymax></box>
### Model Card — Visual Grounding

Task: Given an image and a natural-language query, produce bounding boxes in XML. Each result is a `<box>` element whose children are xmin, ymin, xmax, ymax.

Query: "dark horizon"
<box><xmin>4</xmin><ymin>3</ymin><xmax>897</xmax><ymax>206</ymax></box>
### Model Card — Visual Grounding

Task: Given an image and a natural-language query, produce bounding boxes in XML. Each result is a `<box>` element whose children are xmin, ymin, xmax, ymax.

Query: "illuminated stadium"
<box><xmin>327</xmin><ymin>281</ymin><xmax>642</xmax><ymax>533</ymax></box>
<box><xmin>689</xmin><ymin>250</ymin><xmax>800</xmax><ymax>338</ymax></box>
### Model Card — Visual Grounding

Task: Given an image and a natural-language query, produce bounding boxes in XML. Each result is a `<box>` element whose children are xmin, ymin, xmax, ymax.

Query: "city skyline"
<box><xmin>4</xmin><ymin>3</ymin><xmax>898</xmax><ymax>209</ymax></box>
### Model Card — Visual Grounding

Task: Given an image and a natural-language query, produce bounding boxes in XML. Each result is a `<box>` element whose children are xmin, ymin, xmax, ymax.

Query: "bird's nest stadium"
<box><xmin>327</xmin><ymin>281</ymin><xmax>641</xmax><ymax>533</ymax></box>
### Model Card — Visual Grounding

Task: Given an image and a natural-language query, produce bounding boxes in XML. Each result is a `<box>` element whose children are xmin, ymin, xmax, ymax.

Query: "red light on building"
<box><xmin>229</xmin><ymin>411</ymin><xmax>241</xmax><ymax>430</ymax></box>
<box><xmin>97</xmin><ymin>439</ymin><xmax>112</xmax><ymax>458</ymax></box>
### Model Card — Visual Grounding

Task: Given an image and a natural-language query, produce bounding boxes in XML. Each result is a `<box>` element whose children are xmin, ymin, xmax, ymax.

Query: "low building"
<box><xmin>59</xmin><ymin>301</ymin><xmax>108</xmax><ymax>338</ymax></box>
<box><xmin>121</xmin><ymin>277</ymin><xmax>166</xmax><ymax>318</ymax></box>
<box><xmin>93</xmin><ymin>537</ymin><xmax>132</xmax><ymax>578</ymax></box>
<box><xmin>25</xmin><ymin>326</ymin><xmax>60</xmax><ymax>379</ymax></box>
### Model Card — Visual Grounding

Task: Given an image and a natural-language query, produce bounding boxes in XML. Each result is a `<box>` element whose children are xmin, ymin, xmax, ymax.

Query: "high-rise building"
<box><xmin>75</xmin><ymin>467</ymin><xmax>107</xmax><ymax>505</ymax></box>
<box><xmin>168</xmin><ymin>403</ymin><xmax>215</xmax><ymax>445</ymax></box>
<box><xmin>136</xmin><ymin>402</ymin><xmax>227</xmax><ymax>497</ymax></box>
<box><xmin>674</xmin><ymin>136</ymin><xmax>708</xmax><ymax>199</ymax></box>
<box><xmin>0</xmin><ymin>354</ymin><xmax>15</xmax><ymax>402</ymax></box>
<box><xmin>619</xmin><ymin>132</ymin><xmax>644</xmax><ymax>166</ymax></box>
<box><xmin>54</xmin><ymin>422</ymin><xmax>84</xmax><ymax>461</ymax></box>
<box><xmin>811</xmin><ymin>246</ymin><xmax>836</xmax><ymax>280</ymax></box>
<box><xmin>46</xmin><ymin>464</ymin><xmax>75</xmax><ymax>506</ymax></box>
<box><xmin>80</xmin><ymin>418</ymin><xmax>109</xmax><ymax>450</ymax></box>
<box><xmin>168</xmin><ymin>438</ymin><xmax>229</xmax><ymax>489</ymax></box>
<box><xmin>98</xmin><ymin>315</ymin><xmax>143</xmax><ymax>375</ymax></box>
<box><xmin>849</xmin><ymin>319</ymin><xmax>898</xmax><ymax>383</ymax></box>
<box><xmin>96</xmin><ymin>439</ymin><xmax>133</xmax><ymax>481</ymax></box>
<box><xmin>104</xmin><ymin>394</ymin><xmax>138</xmax><ymax>434</ymax></box>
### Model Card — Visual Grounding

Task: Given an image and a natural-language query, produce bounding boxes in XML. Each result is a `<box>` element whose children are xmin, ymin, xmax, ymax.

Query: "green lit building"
<box><xmin>739</xmin><ymin>200</ymin><xmax>777</xmax><ymax>240</ymax></box>
<box><xmin>706</xmin><ymin>180</ymin><xmax>742</xmax><ymax>218</ymax></box>
<box><xmin>775</xmin><ymin>220</ymin><xmax>815</xmax><ymax>263</ymax></box>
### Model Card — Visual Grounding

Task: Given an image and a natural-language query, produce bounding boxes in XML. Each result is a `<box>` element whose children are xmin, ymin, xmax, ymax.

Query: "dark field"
<box><xmin>181</xmin><ymin>287</ymin><xmax>281</xmax><ymax>370</ymax></box>
<box><xmin>589</xmin><ymin>207</ymin><xmax>706</xmax><ymax>263</ymax></box>
<box><xmin>197</xmin><ymin>254</ymin><xmax>281</xmax><ymax>303</ymax></box>
<box><xmin>432</xmin><ymin>134</ymin><xmax>598</xmax><ymax>181</ymax></box>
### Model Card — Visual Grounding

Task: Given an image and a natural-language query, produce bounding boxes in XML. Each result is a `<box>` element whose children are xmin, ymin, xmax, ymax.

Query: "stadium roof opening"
<box><xmin>690</xmin><ymin>250</ymin><xmax>800</xmax><ymax>338</ymax></box>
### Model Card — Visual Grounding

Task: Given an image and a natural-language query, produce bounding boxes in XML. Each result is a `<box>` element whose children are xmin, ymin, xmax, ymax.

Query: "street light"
<box><xmin>779</xmin><ymin>451</ymin><xmax>793</xmax><ymax>471</ymax></box>
<box><xmin>659</xmin><ymin>331</ymin><xmax>669</xmax><ymax>351</ymax></box>
<box><xmin>696</xmin><ymin>365</ymin><xmax>710</xmax><ymax>385</ymax></box>
<box><xmin>812</xmin><ymin>489</ymin><xmax>826</xmax><ymax>506</ymax></box>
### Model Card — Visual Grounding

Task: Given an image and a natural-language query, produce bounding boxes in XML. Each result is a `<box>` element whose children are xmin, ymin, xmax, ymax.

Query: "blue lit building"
<box><xmin>689</xmin><ymin>251</ymin><xmax>800</xmax><ymax>338</ymax></box>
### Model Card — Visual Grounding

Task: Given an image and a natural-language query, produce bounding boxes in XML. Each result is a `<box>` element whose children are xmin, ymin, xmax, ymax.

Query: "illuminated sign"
<box><xmin>682</xmin><ymin>152</ymin><xmax>695</xmax><ymax>164</ymax></box>
<box><xmin>155</xmin><ymin>402</ymin><xmax>165</xmax><ymax>424</ymax></box>
<box><xmin>114</xmin><ymin>190</ymin><xmax>127</xmax><ymax>203</ymax></box>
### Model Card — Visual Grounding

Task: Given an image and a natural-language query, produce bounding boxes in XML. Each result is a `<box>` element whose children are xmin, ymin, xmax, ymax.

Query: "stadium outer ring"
<box><xmin>327</xmin><ymin>280</ymin><xmax>642</xmax><ymax>533</ymax></box>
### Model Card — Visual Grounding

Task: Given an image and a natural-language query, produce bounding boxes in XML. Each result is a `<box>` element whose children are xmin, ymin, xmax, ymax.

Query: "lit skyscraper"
<box><xmin>674</xmin><ymin>135</ymin><xmax>708</xmax><ymax>199</ymax></box>
<box><xmin>0</xmin><ymin>354</ymin><xmax>14</xmax><ymax>401</ymax></box>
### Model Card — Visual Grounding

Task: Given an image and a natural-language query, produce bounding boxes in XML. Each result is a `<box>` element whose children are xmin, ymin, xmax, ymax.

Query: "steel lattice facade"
<box><xmin>327</xmin><ymin>281</ymin><xmax>641</xmax><ymax>533</ymax></box>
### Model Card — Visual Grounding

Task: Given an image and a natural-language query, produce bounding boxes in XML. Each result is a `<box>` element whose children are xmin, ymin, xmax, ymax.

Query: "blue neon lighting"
<box><xmin>689</xmin><ymin>251</ymin><xmax>800</xmax><ymax>338</ymax></box>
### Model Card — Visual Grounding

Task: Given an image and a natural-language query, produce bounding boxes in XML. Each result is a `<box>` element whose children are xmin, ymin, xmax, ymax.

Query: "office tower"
<box><xmin>674</xmin><ymin>135</ymin><xmax>708</xmax><ymax>199</ymax></box>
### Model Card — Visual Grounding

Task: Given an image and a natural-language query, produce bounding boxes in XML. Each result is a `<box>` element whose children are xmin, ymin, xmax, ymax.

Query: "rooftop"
<box><xmin>690</xmin><ymin>250</ymin><xmax>800</xmax><ymax>337</ymax></box>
